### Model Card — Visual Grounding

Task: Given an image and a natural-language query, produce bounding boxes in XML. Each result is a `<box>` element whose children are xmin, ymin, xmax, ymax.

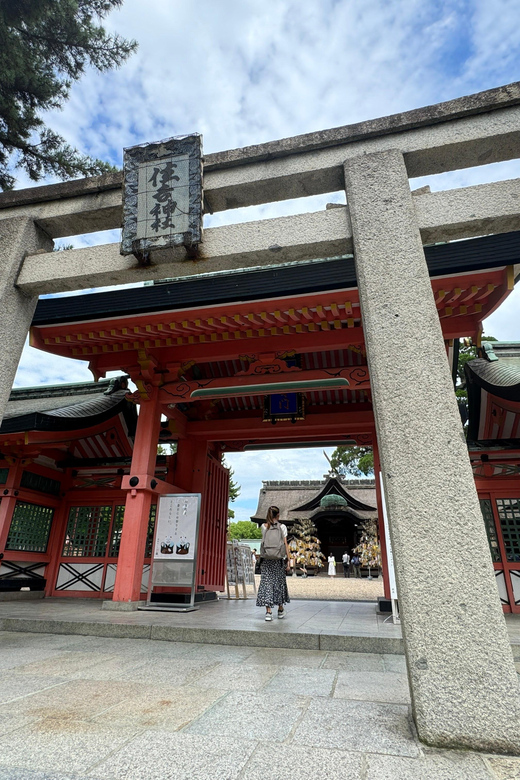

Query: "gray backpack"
<box><xmin>260</xmin><ymin>522</ymin><xmax>285</xmax><ymax>560</ymax></box>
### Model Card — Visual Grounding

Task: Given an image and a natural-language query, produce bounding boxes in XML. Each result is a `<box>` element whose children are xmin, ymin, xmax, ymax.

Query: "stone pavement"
<box><xmin>0</xmin><ymin>629</ymin><xmax>519</xmax><ymax>779</ymax></box>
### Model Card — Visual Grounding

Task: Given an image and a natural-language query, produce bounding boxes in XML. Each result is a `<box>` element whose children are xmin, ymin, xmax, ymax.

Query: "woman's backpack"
<box><xmin>260</xmin><ymin>523</ymin><xmax>285</xmax><ymax>560</ymax></box>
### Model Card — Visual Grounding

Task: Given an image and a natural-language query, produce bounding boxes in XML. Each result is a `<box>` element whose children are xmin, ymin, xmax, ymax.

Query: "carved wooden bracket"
<box><xmin>236</xmin><ymin>352</ymin><xmax>302</xmax><ymax>377</ymax></box>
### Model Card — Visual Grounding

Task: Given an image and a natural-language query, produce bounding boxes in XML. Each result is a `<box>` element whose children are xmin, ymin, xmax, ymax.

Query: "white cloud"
<box><xmin>14</xmin><ymin>342</ymin><xmax>93</xmax><ymax>388</ymax></box>
<box><xmin>225</xmin><ymin>446</ymin><xmax>338</xmax><ymax>523</ymax></box>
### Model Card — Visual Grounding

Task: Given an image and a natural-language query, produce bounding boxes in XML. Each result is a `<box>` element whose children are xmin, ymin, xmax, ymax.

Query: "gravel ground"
<box><xmin>254</xmin><ymin>573</ymin><xmax>384</xmax><ymax>601</ymax></box>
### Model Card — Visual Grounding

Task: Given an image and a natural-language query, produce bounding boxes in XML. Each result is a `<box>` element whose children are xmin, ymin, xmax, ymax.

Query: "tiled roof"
<box><xmin>0</xmin><ymin>380</ymin><xmax>136</xmax><ymax>436</ymax></box>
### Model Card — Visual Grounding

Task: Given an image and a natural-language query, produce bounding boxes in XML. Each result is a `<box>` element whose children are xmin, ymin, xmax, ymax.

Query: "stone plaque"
<box><xmin>121</xmin><ymin>134</ymin><xmax>203</xmax><ymax>260</ymax></box>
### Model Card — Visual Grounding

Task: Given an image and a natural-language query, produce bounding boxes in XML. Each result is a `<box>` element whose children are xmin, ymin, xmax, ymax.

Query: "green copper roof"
<box><xmin>320</xmin><ymin>493</ymin><xmax>348</xmax><ymax>508</ymax></box>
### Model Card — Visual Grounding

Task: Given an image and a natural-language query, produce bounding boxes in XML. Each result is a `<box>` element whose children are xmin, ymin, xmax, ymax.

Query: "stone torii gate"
<box><xmin>1</xmin><ymin>83</ymin><xmax>520</xmax><ymax>753</ymax></box>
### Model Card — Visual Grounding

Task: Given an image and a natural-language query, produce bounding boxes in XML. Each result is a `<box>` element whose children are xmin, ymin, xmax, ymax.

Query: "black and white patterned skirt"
<box><xmin>256</xmin><ymin>559</ymin><xmax>290</xmax><ymax>608</ymax></box>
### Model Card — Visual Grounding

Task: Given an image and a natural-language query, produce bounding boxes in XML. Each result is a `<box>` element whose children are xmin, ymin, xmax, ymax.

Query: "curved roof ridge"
<box><xmin>45</xmin><ymin>389</ymin><xmax>128</xmax><ymax>419</ymax></box>
<box><xmin>291</xmin><ymin>475</ymin><xmax>376</xmax><ymax>512</ymax></box>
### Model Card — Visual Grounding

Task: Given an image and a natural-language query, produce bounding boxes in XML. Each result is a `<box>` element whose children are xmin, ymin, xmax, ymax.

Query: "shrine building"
<box><xmin>251</xmin><ymin>475</ymin><xmax>378</xmax><ymax>563</ymax></box>
<box><xmin>1</xmin><ymin>83</ymin><xmax>520</xmax><ymax>752</ymax></box>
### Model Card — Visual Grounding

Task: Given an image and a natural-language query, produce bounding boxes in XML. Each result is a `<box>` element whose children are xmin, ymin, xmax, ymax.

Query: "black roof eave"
<box><xmin>32</xmin><ymin>230</ymin><xmax>520</xmax><ymax>326</ymax></box>
<box><xmin>0</xmin><ymin>398</ymin><xmax>136</xmax><ymax>437</ymax></box>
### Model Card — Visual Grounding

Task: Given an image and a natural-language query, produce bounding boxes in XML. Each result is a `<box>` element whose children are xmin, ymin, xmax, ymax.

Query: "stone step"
<box><xmin>0</xmin><ymin>614</ymin><xmax>405</xmax><ymax>654</ymax></box>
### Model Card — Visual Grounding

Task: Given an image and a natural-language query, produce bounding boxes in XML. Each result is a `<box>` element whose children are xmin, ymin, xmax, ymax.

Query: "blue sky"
<box><xmin>10</xmin><ymin>0</ymin><xmax>520</xmax><ymax>522</ymax></box>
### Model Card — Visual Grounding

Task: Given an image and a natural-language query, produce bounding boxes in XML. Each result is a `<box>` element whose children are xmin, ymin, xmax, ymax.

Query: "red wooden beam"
<box><xmin>158</xmin><ymin>365</ymin><xmax>370</xmax><ymax>404</ymax></box>
<box><xmin>87</xmin><ymin>327</ymin><xmax>367</xmax><ymax>378</ymax></box>
<box><xmin>186</xmin><ymin>409</ymin><xmax>375</xmax><ymax>441</ymax></box>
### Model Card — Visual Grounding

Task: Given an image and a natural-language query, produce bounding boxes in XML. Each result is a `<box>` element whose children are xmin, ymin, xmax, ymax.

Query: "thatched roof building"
<box><xmin>251</xmin><ymin>475</ymin><xmax>378</xmax><ymax>558</ymax></box>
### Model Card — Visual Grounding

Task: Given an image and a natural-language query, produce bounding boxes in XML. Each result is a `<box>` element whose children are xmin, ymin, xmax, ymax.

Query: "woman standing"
<box><xmin>256</xmin><ymin>506</ymin><xmax>291</xmax><ymax>621</ymax></box>
<box><xmin>327</xmin><ymin>553</ymin><xmax>336</xmax><ymax>577</ymax></box>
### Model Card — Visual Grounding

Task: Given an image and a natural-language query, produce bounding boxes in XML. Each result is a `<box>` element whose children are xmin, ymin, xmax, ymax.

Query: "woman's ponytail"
<box><xmin>266</xmin><ymin>505</ymin><xmax>280</xmax><ymax>528</ymax></box>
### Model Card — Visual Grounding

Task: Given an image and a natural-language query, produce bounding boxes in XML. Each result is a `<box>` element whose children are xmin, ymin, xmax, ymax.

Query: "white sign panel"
<box><xmin>136</xmin><ymin>154</ymin><xmax>190</xmax><ymax>241</ymax></box>
<box><xmin>154</xmin><ymin>494</ymin><xmax>199</xmax><ymax>561</ymax></box>
<box><xmin>378</xmin><ymin>471</ymin><xmax>398</xmax><ymax>601</ymax></box>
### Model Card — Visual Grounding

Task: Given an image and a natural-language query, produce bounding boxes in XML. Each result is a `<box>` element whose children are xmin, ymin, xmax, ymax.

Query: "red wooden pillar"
<box><xmin>44</xmin><ymin>471</ymin><xmax>73</xmax><ymax>597</ymax></box>
<box><xmin>173</xmin><ymin>439</ymin><xmax>208</xmax><ymax>493</ymax></box>
<box><xmin>0</xmin><ymin>459</ymin><xmax>23</xmax><ymax>554</ymax></box>
<box><xmin>112</xmin><ymin>389</ymin><xmax>162</xmax><ymax>604</ymax></box>
<box><xmin>372</xmin><ymin>441</ymin><xmax>391</xmax><ymax>599</ymax></box>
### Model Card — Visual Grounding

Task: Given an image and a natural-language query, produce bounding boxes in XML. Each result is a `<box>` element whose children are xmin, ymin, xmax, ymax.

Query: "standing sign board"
<box><xmin>143</xmin><ymin>493</ymin><xmax>201</xmax><ymax>612</ymax></box>
<box><xmin>226</xmin><ymin>541</ymin><xmax>256</xmax><ymax>599</ymax></box>
<box><xmin>378</xmin><ymin>472</ymin><xmax>400</xmax><ymax>624</ymax></box>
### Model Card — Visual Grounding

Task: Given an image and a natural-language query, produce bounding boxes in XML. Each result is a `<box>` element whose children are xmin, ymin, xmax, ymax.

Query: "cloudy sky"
<box><xmin>11</xmin><ymin>0</ymin><xmax>520</xmax><ymax>522</ymax></box>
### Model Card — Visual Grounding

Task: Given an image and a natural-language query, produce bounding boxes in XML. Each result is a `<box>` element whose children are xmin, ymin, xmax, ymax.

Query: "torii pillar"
<box><xmin>344</xmin><ymin>149</ymin><xmax>520</xmax><ymax>753</ymax></box>
<box><xmin>0</xmin><ymin>217</ymin><xmax>53</xmax><ymax>425</ymax></box>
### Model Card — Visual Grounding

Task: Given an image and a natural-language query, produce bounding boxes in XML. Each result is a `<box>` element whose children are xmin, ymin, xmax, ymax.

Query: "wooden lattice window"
<box><xmin>496</xmin><ymin>498</ymin><xmax>520</xmax><ymax>563</ymax></box>
<box><xmin>62</xmin><ymin>505</ymin><xmax>112</xmax><ymax>557</ymax></box>
<box><xmin>21</xmin><ymin>470</ymin><xmax>61</xmax><ymax>496</ymax></box>
<box><xmin>6</xmin><ymin>502</ymin><xmax>54</xmax><ymax>553</ymax></box>
<box><xmin>479</xmin><ymin>499</ymin><xmax>502</xmax><ymax>562</ymax></box>
<box><xmin>108</xmin><ymin>505</ymin><xmax>125</xmax><ymax>557</ymax></box>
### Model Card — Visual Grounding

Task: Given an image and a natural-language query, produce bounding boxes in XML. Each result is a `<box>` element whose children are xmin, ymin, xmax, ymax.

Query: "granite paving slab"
<box><xmin>0</xmin><ymin>712</ymin><xmax>37</xmax><ymax>738</ymax></box>
<box><xmin>0</xmin><ymin>674</ymin><xmax>69</xmax><ymax>705</ymax></box>
<box><xmin>92</xmin><ymin>684</ymin><xmax>224</xmax><ymax>730</ymax></box>
<box><xmin>7</xmin><ymin>679</ymin><xmax>147</xmax><ymax>719</ymax></box>
<box><xmin>121</xmin><ymin>657</ymin><xmax>218</xmax><ymax>686</ymax></box>
<box><xmin>334</xmin><ymin>670</ymin><xmax>411</xmax><ymax>705</ymax></box>
<box><xmin>185</xmin><ymin>690</ymin><xmax>308</xmax><ymax>741</ymax></box>
<box><xmin>65</xmin><ymin>636</ymin><xmax>199</xmax><ymax>658</ymax></box>
<box><xmin>0</xmin><ymin>720</ymin><xmax>141</xmax><ymax>775</ymax></box>
<box><xmin>0</xmin><ymin>646</ymin><xmax>70</xmax><ymax>672</ymax></box>
<box><xmin>322</xmin><ymin>650</ymin><xmax>386</xmax><ymax>671</ymax></box>
<box><xmin>263</xmin><ymin>666</ymin><xmax>337</xmax><ymax>696</ymax></box>
<box><xmin>170</xmin><ymin>643</ymin><xmax>256</xmax><ymax>663</ymax></box>
<box><xmin>382</xmin><ymin>653</ymin><xmax>407</xmax><ymax>673</ymax></box>
<box><xmin>365</xmin><ymin>751</ymin><xmax>494</xmax><ymax>778</ymax></box>
<box><xmin>238</xmin><ymin>743</ymin><xmax>362</xmax><ymax>779</ymax></box>
<box><xmin>487</xmin><ymin>755</ymin><xmax>520</xmax><ymax>779</ymax></box>
<box><xmin>193</xmin><ymin>663</ymin><xmax>279</xmax><ymax>691</ymax></box>
<box><xmin>292</xmin><ymin>698</ymin><xmax>420</xmax><ymax>757</ymax></box>
<box><xmin>93</xmin><ymin>732</ymin><xmax>257</xmax><ymax>780</ymax></box>
<box><xmin>12</xmin><ymin>652</ymin><xmax>117</xmax><ymax>677</ymax></box>
<box><xmin>68</xmin><ymin>655</ymin><xmax>157</xmax><ymax>681</ymax></box>
<box><xmin>243</xmin><ymin>647</ymin><xmax>326</xmax><ymax>667</ymax></box>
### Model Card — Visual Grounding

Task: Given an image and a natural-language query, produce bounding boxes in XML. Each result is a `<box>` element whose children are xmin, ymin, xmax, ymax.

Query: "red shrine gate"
<box><xmin>0</xmin><ymin>234</ymin><xmax>516</xmax><ymax>607</ymax></box>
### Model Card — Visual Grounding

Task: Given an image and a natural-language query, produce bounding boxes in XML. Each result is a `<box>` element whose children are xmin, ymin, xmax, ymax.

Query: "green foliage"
<box><xmin>331</xmin><ymin>335</ymin><xmax>499</xmax><ymax>468</ymax></box>
<box><xmin>223</xmin><ymin>459</ymin><xmax>240</xmax><ymax>520</ymax></box>
<box><xmin>0</xmin><ymin>0</ymin><xmax>137</xmax><ymax>190</ymax></box>
<box><xmin>157</xmin><ymin>442</ymin><xmax>176</xmax><ymax>456</ymax></box>
<box><xmin>455</xmin><ymin>336</ymin><xmax>497</xmax><ymax>428</ymax></box>
<box><xmin>227</xmin><ymin>520</ymin><xmax>261</xmax><ymax>541</ymax></box>
<box><xmin>330</xmin><ymin>445</ymin><xmax>374</xmax><ymax>477</ymax></box>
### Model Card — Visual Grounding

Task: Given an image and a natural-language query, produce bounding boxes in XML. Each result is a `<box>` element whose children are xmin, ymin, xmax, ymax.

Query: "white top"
<box><xmin>261</xmin><ymin>522</ymin><xmax>287</xmax><ymax>538</ymax></box>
